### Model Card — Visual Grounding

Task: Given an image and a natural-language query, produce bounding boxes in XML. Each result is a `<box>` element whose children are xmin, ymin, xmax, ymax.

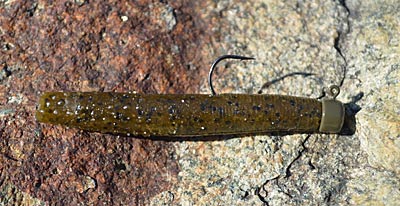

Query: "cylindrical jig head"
<box><xmin>318</xmin><ymin>85</ymin><xmax>345</xmax><ymax>133</ymax></box>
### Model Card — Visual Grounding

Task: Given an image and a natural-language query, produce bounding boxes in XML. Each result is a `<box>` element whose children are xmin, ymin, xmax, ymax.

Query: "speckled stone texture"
<box><xmin>1</xmin><ymin>0</ymin><xmax>203</xmax><ymax>205</ymax></box>
<box><xmin>152</xmin><ymin>0</ymin><xmax>400</xmax><ymax>205</ymax></box>
<box><xmin>1</xmin><ymin>0</ymin><xmax>399</xmax><ymax>205</ymax></box>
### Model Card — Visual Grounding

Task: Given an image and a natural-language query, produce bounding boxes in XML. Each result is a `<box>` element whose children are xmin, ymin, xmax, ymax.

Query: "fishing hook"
<box><xmin>208</xmin><ymin>55</ymin><xmax>255</xmax><ymax>96</ymax></box>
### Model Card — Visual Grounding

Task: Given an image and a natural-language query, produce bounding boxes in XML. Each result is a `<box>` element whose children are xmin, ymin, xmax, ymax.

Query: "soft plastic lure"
<box><xmin>36</xmin><ymin>55</ymin><xmax>344</xmax><ymax>137</ymax></box>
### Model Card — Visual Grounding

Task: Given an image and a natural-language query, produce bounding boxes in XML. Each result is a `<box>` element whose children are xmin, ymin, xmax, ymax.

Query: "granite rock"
<box><xmin>1</xmin><ymin>0</ymin><xmax>205</xmax><ymax>204</ymax></box>
<box><xmin>151</xmin><ymin>0</ymin><xmax>400</xmax><ymax>205</ymax></box>
<box><xmin>339</xmin><ymin>1</ymin><xmax>400</xmax><ymax>205</ymax></box>
<box><xmin>1</xmin><ymin>0</ymin><xmax>399</xmax><ymax>205</ymax></box>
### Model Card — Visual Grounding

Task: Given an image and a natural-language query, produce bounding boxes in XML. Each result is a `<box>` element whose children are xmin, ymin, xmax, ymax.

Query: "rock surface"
<box><xmin>1</xmin><ymin>0</ymin><xmax>399</xmax><ymax>205</ymax></box>
<box><xmin>152</xmin><ymin>0</ymin><xmax>400</xmax><ymax>205</ymax></box>
<box><xmin>1</xmin><ymin>1</ymin><xmax>203</xmax><ymax>204</ymax></box>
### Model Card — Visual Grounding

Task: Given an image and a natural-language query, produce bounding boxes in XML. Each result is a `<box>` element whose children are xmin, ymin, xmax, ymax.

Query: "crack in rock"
<box><xmin>334</xmin><ymin>0</ymin><xmax>351</xmax><ymax>87</ymax></box>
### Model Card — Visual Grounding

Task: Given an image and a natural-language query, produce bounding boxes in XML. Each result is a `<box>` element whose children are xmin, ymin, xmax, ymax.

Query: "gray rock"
<box><xmin>151</xmin><ymin>0</ymin><xmax>400</xmax><ymax>205</ymax></box>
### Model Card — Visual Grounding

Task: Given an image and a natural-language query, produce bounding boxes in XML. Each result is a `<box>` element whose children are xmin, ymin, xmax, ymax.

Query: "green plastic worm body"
<box><xmin>36</xmin><ymin>92</ymin><xmax>323</xmax><ymax>137</ymax></box>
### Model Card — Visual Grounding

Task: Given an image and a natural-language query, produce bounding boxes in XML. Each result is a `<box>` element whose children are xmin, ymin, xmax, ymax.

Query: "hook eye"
<box><xmin>328</xmin><ymin>85</ymin><xmax>340</xmax><ymax>99</ymax></box>
<box><xmin>208</xmin><ymin>55</ymin><xmax>255</xmax><ymax>96</ymax></box>
<box><xmin>317</xmin><ymin>85</ymin><xmax>341</xmax><ymax>100</ymax></box>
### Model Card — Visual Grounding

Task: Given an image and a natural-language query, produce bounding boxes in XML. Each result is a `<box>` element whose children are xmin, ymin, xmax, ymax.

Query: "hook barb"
<box><xmin>208</xmin><ymin>55</ymin><xmax>255</xmax><ymax>96</ymax></box>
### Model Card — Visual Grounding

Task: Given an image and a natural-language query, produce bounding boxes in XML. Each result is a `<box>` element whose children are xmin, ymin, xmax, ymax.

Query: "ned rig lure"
<box><xmin>36</xmin><ymin>55</ymin><xmax>345</xmax><ymax>137</ymax></box>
